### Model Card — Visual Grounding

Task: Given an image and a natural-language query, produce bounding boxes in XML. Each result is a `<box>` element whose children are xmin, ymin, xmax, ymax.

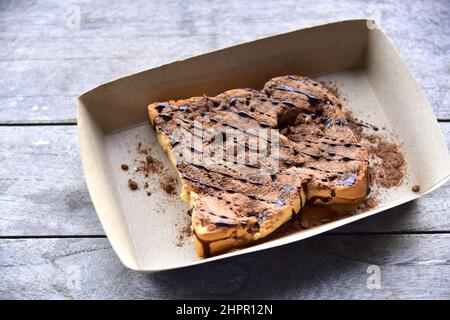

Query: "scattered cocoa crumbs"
<box><xmin>412</xmin><ymin>185</ymin><xmax>420</xmax><ymax>193</ymax></box>
<box><xmin>135</xmin><ymin>141</ymin><xmax>164</xmax><ymax>175</ymax></box>
<box><xmin>176</xmin><ymin>223</ymin><xmax>192</xmax><ymax>247</ymax></box>
<box><xmin>360</xmin><ymin>197</ymin><xmax>378</xmax><ymax>210</ymax></box>
<box><xmin>136</xmin><ymin>154</ymin><xmax>164</xmax><ymax>177</ymax></box>
<box><xmin>160</xmin><ymin>176</ymin><xmax>177</xmax><ymax>195</ymax></box>
<box><xmin>137</xmin><ymin>142</ymin><xmax>149</xmax><ymax>154</ymax></box>
<box><xmin>346</xmin><ymin>112</ymin><xmax>379</xmax><ymax>136</ymax></box>
<box><xmin>125</xmin><ymin>140</ymin><xmax>177</xmax><ymax>197</ymax></box>
<box><xmin>346</xmin><ymin>112</ymin><xmax>364</xmax><ymax>140</ymax></box>
<box><xmin>320</xmin><ymin>80</ymin><xmax>343</xmax><ymax>101</ymax></box>
<box><xmin>300</xmin><ymin>220</ymin><xmax>310</xmax><ymax>229</ymax></box>
<box><xmin>121</xmin><ymin>164</ymin><xmax>129</xmax><ymax>171</ymax></box>
<box><xmin>128</xmin><ymin>179</ymin><xmax>138</xmax><ymax>190</ymax></box>
<box><xmin>266</xmin><ymin>205</ymin><xmax>350</xmax><ymax>240</ymax></box>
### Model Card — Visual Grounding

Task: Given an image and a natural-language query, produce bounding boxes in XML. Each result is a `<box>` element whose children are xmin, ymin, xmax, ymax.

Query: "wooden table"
<box><xmin>1</xmin><ymin>0</ymin><xmax>449</xmax><ymax>299</ymax></box>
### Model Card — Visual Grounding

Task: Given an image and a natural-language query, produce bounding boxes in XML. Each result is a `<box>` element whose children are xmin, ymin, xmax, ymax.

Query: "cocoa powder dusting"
<box><xmin>137</xmin><ymin>142</ymin><xmax>148</xmax><ymax>154</ymax></box>
<box><xmin>266</xmin><ymin>205</ymin><xmax>351</xmax><ymax>240</ymax></box>
<box><xmin>137</xmin><ymin>154</ymin><xmax>164</xmax><ymax>176</ymax></box>
<box><xmin>176</xmin><ymin>223</ymin><xmax>192</xmax><ymax>247</ymax></box>
<box><xmin>320</xmin><ymin>80</ymin><xmax>342</xmax><ymax>100</ymax></box>
<box><xmin>345</xmin><ymin>111</ymin><xmax>405</xmax><ymax>189</ymax></box>
<box><xmin>360</xmin><ymin>197</ymin><xmax>378</xmax><ymax>210</ymax></box>
<box><xmin>346</xmin><ymin>114</ymin><xmax>364</xmax><ymax>140</ymax></box>
<box><xmin>261</xmin><ymin>108</ymin><xmax>401</xmax><ymax>243</ymax></box>
<box><xmin>160</xmin><ymin>176</ymin><xmax>177</xmax><ymax>195</ymax></box>
<box><xmin>369</xmin><ymin>140</ymin><xmax>405</xmax><ymax>188</ymax></box>
<box><xmin>123</xmin><ymin>140</ymin><xmax>172</xmax><ymax>197</ymax></box>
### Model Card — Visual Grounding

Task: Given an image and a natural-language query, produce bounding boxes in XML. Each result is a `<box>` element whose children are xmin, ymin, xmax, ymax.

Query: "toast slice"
<box><xmin>148</xmin><ymin>75</ymin><xmax>368</xmax><ymax>257</ymax></box>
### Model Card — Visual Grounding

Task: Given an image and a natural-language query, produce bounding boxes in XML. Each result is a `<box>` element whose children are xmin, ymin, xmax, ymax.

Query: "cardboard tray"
<box><xmin>77</xmin><ymin>19</ymin><xmax>450</xmax><ymax>272</ymax></box>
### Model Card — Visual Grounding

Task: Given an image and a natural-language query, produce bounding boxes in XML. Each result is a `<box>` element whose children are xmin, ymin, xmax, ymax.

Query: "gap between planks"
<box><xmin>0</xmin><ymin>120</ymin><xmax>77</xmax><ymax>126</ymax></box>
<box><xmin>2</xmin><ymin>230</ymin><xmax>450</xmax><ymax>240</ymax></box>
<box><xmin>1</xmin><ymin>119</ymin><xmax>450</xmax><ymax>126</ymax></box>
<box><xmin>0</xmin><ymin>235</ymin><xmax>107</xmax><ymax>239</ymax></box>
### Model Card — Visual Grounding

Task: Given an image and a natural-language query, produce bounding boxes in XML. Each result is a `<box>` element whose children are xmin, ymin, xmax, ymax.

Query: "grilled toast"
<box><xmin>148</xmin><ymin>75</ymin><xmax>368</xmax><ymax>257</ymax></box>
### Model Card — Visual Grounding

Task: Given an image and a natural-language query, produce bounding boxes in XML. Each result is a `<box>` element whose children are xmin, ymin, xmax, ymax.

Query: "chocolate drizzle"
<box><xmin>275</xmin><ymin>85</ymin><xmax>324</xmax><ymax>103</ymax></box>
<box><xmin>338</xmin><ymin>175</ymin><xmax>356</xmax><ymax>186</ymax></box>
<box><xmin>234</xmin><ymin>110</ymin><xmax>256</xmax><ymax>120</ymax></box>
<box><xmin>155</xmin><ymin>103</ymin><xmax>172</xmax><ymax>113</ymax></box>
<box><xmin>179</xmin><ymin>171</ymin><xmax>290</xmax><ymax>206</ymax></box>
<box><xmin>159</xmin><ymin>112</ymin><xmax>172</xmax><ymax>121</ymax></box>
<box><xmin>348</xmin><ymin>118</ymin><xmax>379</xmax><ymax>131</ymax></box>
<box><xmin>157</xmin><ymin>126</ymin><xmax>179</xmax><ymax>147</ymax></box>
<box><xmin>193</xmin><ymin>230</ymin><xmax>212</xmax><ymax>257</ymax></box>
<box><xmin>149</xmin><ymin>75</ymin><xmax>369</xmax><ymax>257</ymax></box>
<box><xmin>282</xmin><ymin>100</ymin><xmax>297</xmax><ymax>108</ymax></box>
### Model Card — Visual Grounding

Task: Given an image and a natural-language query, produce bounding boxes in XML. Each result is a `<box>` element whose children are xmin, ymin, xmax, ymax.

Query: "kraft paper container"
<box><xmin>77</xmin><ymin>19</ymin><xmax>450</xmax><ymax>272</ymax></box>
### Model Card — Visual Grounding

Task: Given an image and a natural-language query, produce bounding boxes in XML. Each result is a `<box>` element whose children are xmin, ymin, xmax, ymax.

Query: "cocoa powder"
<box><xmin>128</xmin><ymin>179</ymin><xmax>138</xmax><ymax>190</ymax></box>
<box><xmin>360</xmin><ymin>197</ymin><xmax>378</xmax><ymax>210</ymax></box>
<box><xmin>176</xmin><ymin>223</ymin><xmax>192</xmax><ymax>247</ymax></box>
<box><xmin>123</xmin><ymin>140</ymin><xmax>170</xmax><ymax>197</ymax></box>
<box><xmin>368</xmin><ymin>139</ymin><xmax>405</xmax><ymax>188</ymax></box>
<box><xmin>266</xmin><ymin>204</ymin><xmax>350</xmax><ymax>239</ymax></box>
<box><xmin>160</xmin><ymin>176</ymin><xmax>177</xmax><ymax>195</ymax></box>
<box><xmin>346</xmin><ymin>111</ymin><xmax>405</xmax><ymax>189</ymax></box>
<box><xmin>137</xmin><ymin>154</ymin><xmax>164</xmax><ymax>176</ymax></box>
<box><xmin>320</xmin><ymin>80</ymin><xmax>343</xmax><ymax>101</ymax></box>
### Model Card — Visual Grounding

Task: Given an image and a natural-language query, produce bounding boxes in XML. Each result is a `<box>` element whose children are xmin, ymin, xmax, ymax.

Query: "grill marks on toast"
<box><xmin>148</xmin><ymin>76</ymin><xmax>368</xmax><ymax>257</ymax></box>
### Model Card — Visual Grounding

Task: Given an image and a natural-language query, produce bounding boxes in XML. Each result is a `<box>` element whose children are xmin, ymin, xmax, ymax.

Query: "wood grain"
<box><xmin>1</xmin><ymin>124</ymin><xmax>449</xmax><ymax>236</ymax></box>
<box><xmin>1</xmin><ymin>235</ymin><xmax>449</xmax><ymax>299</ymax></box>
<box><xmin>0</xmin><ymin>126</ymin><xmax>102</xmax><ymax>236</ymax></box>
<box><xmin>0</xmin><ymin>0</ymin><xmax>449</xmax><ymax>122</ymax></box>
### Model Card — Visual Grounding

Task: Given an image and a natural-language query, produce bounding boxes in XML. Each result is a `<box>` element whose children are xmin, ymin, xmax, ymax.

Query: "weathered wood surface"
<box><xmin>1</xmin><ymin>235</ymin><xmax>449</xmax><ymax>299</ymax></box>
<box><xmin>1</xmin><ymin>124</ymin><xmax>448</xmax><ymax>236</ymax></box>
<box><xmin>0</xmin><ymin>0</ymin><xmax>449</xmax><ymax>122</ymax></box>
<box><xmin>0</xmin><ymin>126</ymin><xmax>101</xmax><ymax>236</ymax></box>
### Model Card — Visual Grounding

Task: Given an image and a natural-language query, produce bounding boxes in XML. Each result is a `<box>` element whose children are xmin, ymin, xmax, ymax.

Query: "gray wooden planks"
<box><xmin>1</xmin><ymin>124</ymin><xmax>449</xmax><ymax>236</ymax></box>
<box><xmin>0</xmin><ymin>126</ymin><xmax>102</xmax><ymax>236</ymax></box>
<box><xmin>1</xmin><ymin>235</ymin><xmax>449</xmax><ymax>299</ymax></box>
<box><xmin>0</xmin><ymin>0</ymin><xmax>449</xmax><ymax>122</ymax></box>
